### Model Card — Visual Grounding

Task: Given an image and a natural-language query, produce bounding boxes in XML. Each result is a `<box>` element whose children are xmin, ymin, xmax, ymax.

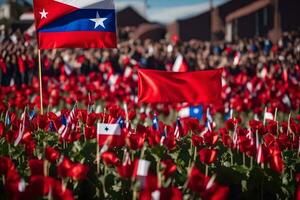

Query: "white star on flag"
<box><xmin>90</xmin><ymin>12</ymin><xmax>107</xmax><ymax>29</ymax></box>
<box><xmin>193</xmin><ymin>108</ymin><xmax>200</xmax><ymax>114</ymax></box>
<box><xmin>39</xmin><ymin>9</ymin><xmax>48</xmax><ymax>19</ymax></box>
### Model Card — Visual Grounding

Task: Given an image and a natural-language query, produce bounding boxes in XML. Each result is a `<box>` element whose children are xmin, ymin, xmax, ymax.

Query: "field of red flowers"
<box><xmin>0</xmin><ymin>90</ymin><xmax>300</xmax><ymax>200</ymax></box>
<box><xmin>0</xmin><ymin>43</ymin><xmax>300</xmax><ymax>199</ymax></box>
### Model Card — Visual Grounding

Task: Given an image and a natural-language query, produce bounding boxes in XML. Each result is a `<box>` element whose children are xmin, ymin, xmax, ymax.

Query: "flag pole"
<box><xmin>38</xmin><ymin>49</ymin><xmax>44</xmax><ymax>115</ymax></box>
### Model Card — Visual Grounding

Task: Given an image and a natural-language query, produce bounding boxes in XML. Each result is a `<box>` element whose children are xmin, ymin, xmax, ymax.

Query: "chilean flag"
<box><xmin>178</xmin><ymin>105</ymin><xmax>203</xmax><ymax>120</ymax></box>
<box><xmin>97</xmin><ymin>123</ymin><xmax>125</xmax><ymax>147</ymax></box>
<box><xmin>33</xmin><ymin>0</ymin><xmax>117</xmax><ymax>49</ymax></box>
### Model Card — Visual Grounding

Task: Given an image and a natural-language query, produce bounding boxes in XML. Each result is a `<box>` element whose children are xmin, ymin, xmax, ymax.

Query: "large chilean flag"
<box><xmin>33</xmin><ymin>0</ymin><xmax>117</xmax><ymax>49</ymax></box>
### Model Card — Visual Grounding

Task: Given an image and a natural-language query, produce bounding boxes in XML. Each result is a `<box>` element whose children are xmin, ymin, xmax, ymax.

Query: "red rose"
<box><xmin>126</xmin><ymin>133</ymin><xmax>145</xmax><ymax>150</ymax></box>
<box><xmin>161</xmin><ymin>159</ymin><xmax>177</xmax><ymax>178</ymax></box>
<box><xmin>0</xmin><ymin>157</ymin><xmax>15</xmax><ymax>175</ymax></box>
<box><xmin>57</xmin><ymin>157</ymin><xmax>89</xmax><ymax>180</ymax></box>
<box><xmin>0</xmin><ymin>122</ymin><xmax>4</xmax><ymax>137</ymax></box>
<box><xmin>199</xmin><ymin>149</ymin><xmax>218</xmax><ymax>165</ymax></box>
<box><xmin>139</xmin><ymin>187</ymin><xmax>182</xmax><ymax>200</ymax></box>
<box><xmin>200</xmin><ymin>183</ymin><xmax>230</xmax><ymax>200</ymax></box>
<box><xmin>84</xmin><ymin>126</ymin><xmax>96</xmax><ymax>140</ymax></box>
<box><xmin>45</xmin><ymin>146</ymin><xmax>60</xmax><ymax>163</ymax></box>
<box><xmin>117</xmin><ymin>162</ymin><xmax>134</xmax><ymax>178</ymax></box>
<box><xmin>268</xmin><ymin>146</ymin><xmax>284</xmax><ymax>173</ymax></box>
<box><xmin>192</xmin><ymin>135</ymin><xmax>204</xmax><ymax>147</ymax></box>
<box><xmin>57</xmin><ymin>157</ymin><xmax>73</xmax><ymax>178</ymax></box>
<box><xmin>187</xmin><ymin>167</ymin><xmax>207</xmax><ymax>192</ymax></box>
<box><xmin>29</xmin><ymin>159</ymin><xmax>44</xmax><ymax>176</ymax></box>
<box><xmin>101</xmin><ymin>151</ymin><xmax>120</xmax><ymax>166</ymax></box>
<box><xmin>163</xmin><ymin>135</ymin><xmax>177</xmax><ymax>150</ymax></box>
<box><xmin>68</xmin><ymin>164</ymin><xmax>89</xmax><ymax>180</ymax></box>
<box><xmin>128</xmin><ymin>110</ymin><xmax>136</xmax><ymax>120</ymax></box>
<box><xmin>24</xmin><ymin>176</ymin><xmax>74</xmax><ymax>200</ymax></box>
<box><xmin>203</xmin><ymin>131</ymin><xmax>219</xmax><ymax>146</ymax></box>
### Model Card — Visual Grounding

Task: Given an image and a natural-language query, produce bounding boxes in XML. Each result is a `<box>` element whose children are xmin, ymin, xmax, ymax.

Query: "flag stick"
<box><xmin>274</xmin><ymin>107</ymin><xmax>278</xmax><ymax>121</ymax></box>
<box><xmin>263</xmin><ymin>107</ymin><xmax>267</xmax><ymax>126</ymax></box>
<box><xmin>287</xmin><ymin>113</ymin><xmax>291</xmax><ymax>135</ymax></box>
<box><xmin>38</xmin><ymin>49</ymin><xmax>44</xmax><ymax>115</ymax></box>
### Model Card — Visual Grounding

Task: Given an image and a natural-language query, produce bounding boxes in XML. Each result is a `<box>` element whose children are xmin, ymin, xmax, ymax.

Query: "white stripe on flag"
<box><xmin>257</xmin><ymin>145</ymin><xmax>263</xmax><ymax>164</ymax></box>
<box><xmin>54</xmin><ymin>0</ymin><xmax>115</xmax><ymax>9</ymax></box>
<box><xmin>174</xmin><ymin>126</ymin><xmax>180</xmax><ymax>139</ymax></box>
<box><xmin>264</xmin><ymin>112</ymin><xmax>274</xmax><ymax>120</ymax></box>
<box><xmin>14</xmin><ymin>110</ymin><xmax>26</xmax><ymax>146</ymax></box>
<box><xmin>178</xmin><ymin>107</ymin><xmax>190</xmax><ymax>118</ymax></box>
<box><xmin>151</xmin><ymin>190</ymin><xmax>160</xmax><ymax>200</ymax></box>
<box><xmin>136</xmin><ymin>159</ymin><xmax>150</xmax><ymax>176</ymax></box>
<box><xmin>97</xmin><ymin>123</ymin><xmax>121</xmax><ymax>136</ymax></box>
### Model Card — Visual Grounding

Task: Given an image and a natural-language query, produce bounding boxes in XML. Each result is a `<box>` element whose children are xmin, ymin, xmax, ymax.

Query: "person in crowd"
<box><xmin>0</xmin><ymin>27</ymin><xmax>299</xmax><ymax>113</ymax></box>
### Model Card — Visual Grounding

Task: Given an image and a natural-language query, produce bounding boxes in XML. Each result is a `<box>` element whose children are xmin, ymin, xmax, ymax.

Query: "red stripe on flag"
<box><xmin>138</xmin><ymin>69</ymin><xmax>223</xmax><ymax>105</ymax></box>
<box><xmin>38</xmin><ymin>31</ymin><xmax>117</xmax><ymax>49</ymax></box>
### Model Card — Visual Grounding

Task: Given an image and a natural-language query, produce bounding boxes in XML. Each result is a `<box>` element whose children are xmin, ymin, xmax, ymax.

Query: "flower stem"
<box><xmin>2</xmin><ymin>175</ymin><xmax>5</xmax><ymax>186</ymax></box>
<box><xmin>102</xmin><ymin>165</ymin><xmax>108</xmax><ymax>198</ymax></box>
<box><xmin>156</xmin><ymin>158</ymin><xmax>161</xmax><ymax>188</ymax></box>
<box><xmin>229</xmin><ymin>149</ymin><xmax>234</xmax><ymax>166</ymax></box>
<box><xmin>132</xmin><ymin>190</ymin><xmax>137</xmax><ymax>200</ymax></box>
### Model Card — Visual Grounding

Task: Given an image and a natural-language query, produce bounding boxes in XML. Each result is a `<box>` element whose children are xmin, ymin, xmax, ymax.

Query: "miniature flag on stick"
<box><xmin>58</xmin><ymin>103</ymin><xmax>77</xmax><ymax>139</ymax></box>
<box><xmin>97</xmin><ymin>123</ymin><xmax>124</xmax><ymax>146</ymax></box>
<box><xmin>133</xmin><ymin>159</ymin><xmax>151</xmax><ymax>177</ymax></box>
<box><xmin>178</xmin><ymin>105</ymin><xmax>203</xmax><ymax>120</ymax></box>
<box><xmin>14</xmin><ymin>109</ymin><xmax>27</xmax><ymax>146</ymax></box>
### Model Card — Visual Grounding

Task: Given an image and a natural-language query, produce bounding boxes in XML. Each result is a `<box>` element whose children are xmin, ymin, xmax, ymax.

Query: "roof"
<box><xmin>117</xmin><ymin>6</ymin><xmax>148</xmax><ymax>27</ymax></box>
<box><xmin>134</xmin><ymin>23</ymin><xmax>166</xmax><ymax>41</ymax></box>
<box><xmin>226</xmin><ymin>0</ymin><xmax>271</xmax><ymax>22</ymax></box>
<box><xmin>19</xmin><ymin>12</ymin><xmax>34</xmax><ymax>21</ymax></box>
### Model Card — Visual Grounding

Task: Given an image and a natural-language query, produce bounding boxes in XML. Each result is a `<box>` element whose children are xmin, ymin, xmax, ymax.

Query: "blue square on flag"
<box><xmin>190</xmin><ymin>105</ymin><xmax>203</xmax><ymax>120</ymax></box>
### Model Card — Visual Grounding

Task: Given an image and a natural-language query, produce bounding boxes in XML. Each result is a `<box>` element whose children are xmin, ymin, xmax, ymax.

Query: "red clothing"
<box><xmin>18</xmin><ymin>57</ymin><xmax>26</xmax><ymax>73</ymax></box>
<box><xmin>0</xmin><ymin>58</ymin><xmax>7</xmax><ymax>74</ymax></box>
<box><xmin>26</xmin><ymin>57</ymin><xmax>35</xmax><ymax>69</ymax></box>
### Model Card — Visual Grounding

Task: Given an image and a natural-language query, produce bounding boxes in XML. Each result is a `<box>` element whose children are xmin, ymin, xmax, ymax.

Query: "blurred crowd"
<box><xmin>0</xmin><ymin>27</ymin><xmax>300</xmax><ymax>114</ymax></box>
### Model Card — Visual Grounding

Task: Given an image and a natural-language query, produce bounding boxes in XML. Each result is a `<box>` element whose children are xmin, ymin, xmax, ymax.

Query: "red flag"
<box><xmin>138</xmin><ymin>69</ymin><xmax>222</xmax><ymax>105</ymax></box>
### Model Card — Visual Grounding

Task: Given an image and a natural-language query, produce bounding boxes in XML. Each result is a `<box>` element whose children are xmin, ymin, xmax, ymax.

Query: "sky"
<box><xmin>1</xmin><ymin>0</ymin><xmax>227</xmax><ymax>23</ymax></box>
<box><xmin>144</xmin><ymin>0</ymin><xmax>226</xmax><ymax>23</ymax></box>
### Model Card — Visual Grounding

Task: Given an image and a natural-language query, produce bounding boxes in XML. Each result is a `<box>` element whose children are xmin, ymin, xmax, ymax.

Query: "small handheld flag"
<box><xmin>97</xmin><ymin>123</ymin><xmax>124</xmax><ymax>147</ymax></box>
<box><xmin>178</xmin><ymin>105</ymin><xmax>203</xmax><ymax>120</ymax></box>
<box><xmin>134</xmin><ymin>159</ymin><xmax>151</xmax><ymax>177</ymax></box>
<box><xmin>206</xmin><ymin>108</ymin><xmax>213</xmax><ymax>132</ymax></box>
<box><xmin>152</xmin><ymin>114</ymin><xmax>159</xmax><ymax>131</ymax></box>
<box><xmin>97</xmin><ymin>123</ymin><xmax>121</xmax><ymax>136</ymax></box>
<box><xmin>174</xmin><ymin>118</ymin><xmax>183</xmax><ymax>139</ymax></box>
<box><xmin>4</xmin><ymin>110</ymin><xmax>10</xmax><ymax>126</ymax></box>
<box><xmin>14</xmin><ymin>109</ymin><xmax>26</xmax><ymax>146</ymax></box>
<box><xmin>58</xmin><ymin>104</ymin><xmax>77</xmax><ymax>139</ymax></box>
